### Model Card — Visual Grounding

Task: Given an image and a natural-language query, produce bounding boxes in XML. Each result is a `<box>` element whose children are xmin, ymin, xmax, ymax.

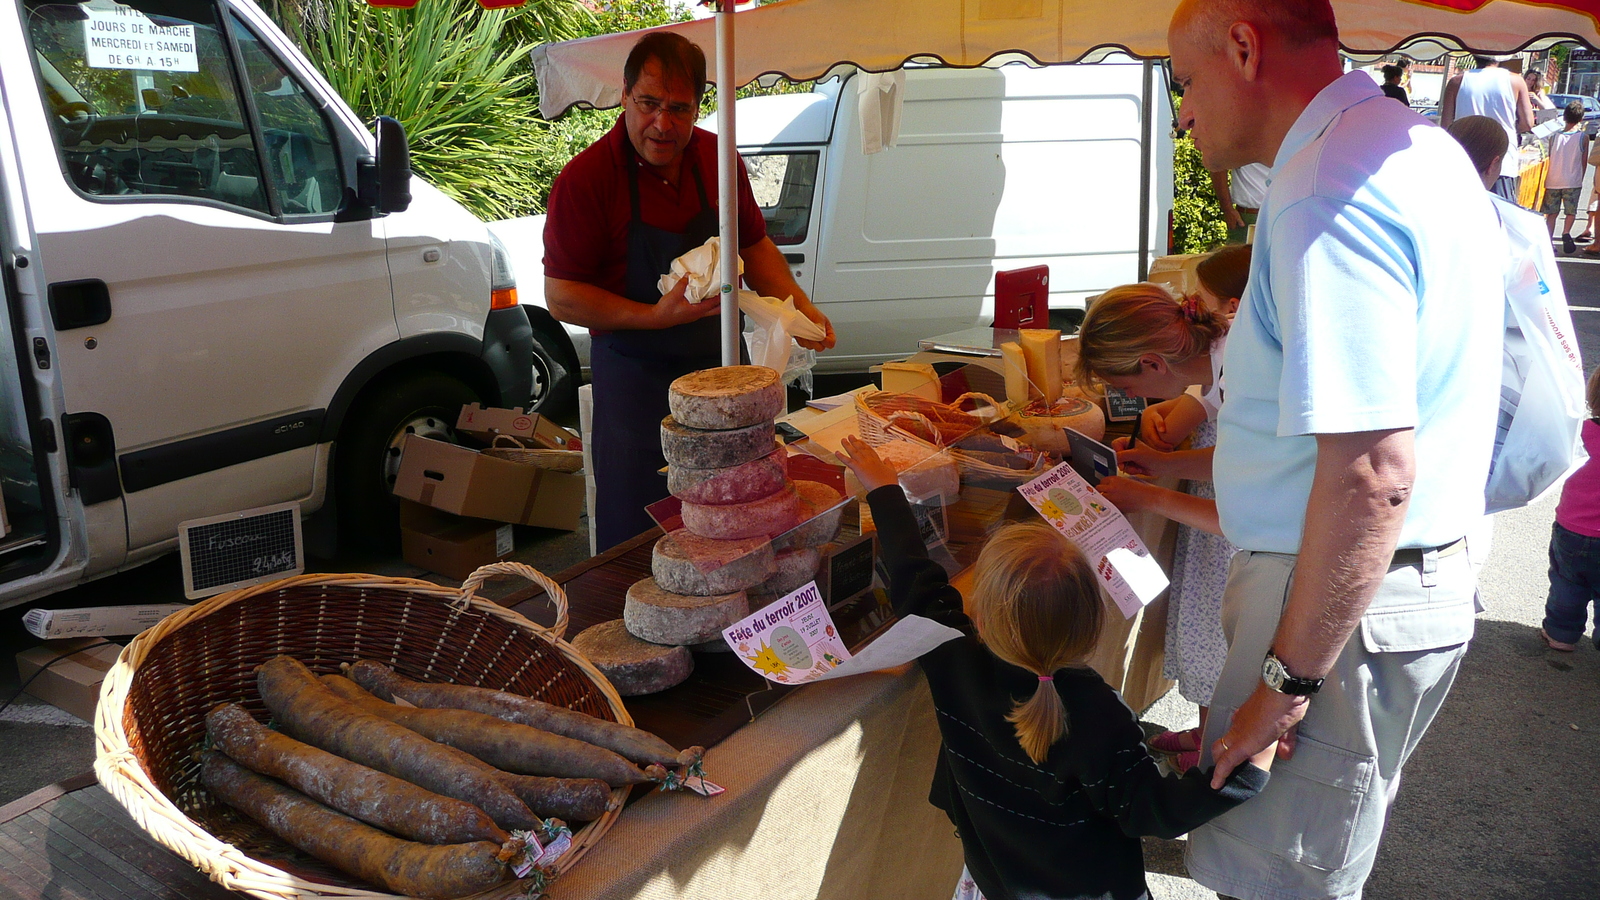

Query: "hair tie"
<box><xmin>1180</xmin><ymin>295</ymin><xmax>1203</xmax><ymax>322</ymax></box>
<box><xmin>1038</xmin><ymin>675</ymin><xmax>1054</xmax><ymax>683</ymax></box>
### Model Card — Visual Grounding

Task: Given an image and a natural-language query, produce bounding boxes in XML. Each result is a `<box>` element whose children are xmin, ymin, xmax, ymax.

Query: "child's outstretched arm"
<box><xmin>838</xmin><ymin>436</ymin><xmax>969</xmax><ymax>627</ymax></box>
<box><xmin>1065</xmin><ymin>681</ymin><xmax>1271</xmax><ymax>841</ymax></box>
<box><xmin>1095</xmin><ymin>478</ymin><xmax>1222</xmax><ymax>535</ymax></box>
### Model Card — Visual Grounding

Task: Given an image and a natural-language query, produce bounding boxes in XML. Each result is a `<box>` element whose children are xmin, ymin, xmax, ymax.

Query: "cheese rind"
<box><xmin>661</xmin><ymin>417</ymin><xmax>776</xmax><ymax>468</ymax></box>
<box><xmin>572</xmin><ymin>620</ymin><xmax>694</xmax><ymax>696</ymax></box>
<box><xmin>1019</xmin><ymin>329</ymin><xmax>1064</xmax><ymax>404</ymax></box>
<box><xmin>651</xmin><ymin>528</ymin><xmax>776</xmax><ymax>596</ymax></box>
<box><xmin>760</xmin><ymin>547</ymin><xmax>823</xmax><ymax>598</ymax></box>
<box><xmin>668</xmin><ymin>366</ymin><xmax>786</xmax><ymax>430</ymax></box>
<box><xmin>624</xmin><ymin>578</ymin><xmax>749</xmax><ymax>645</ymax></box>
<box><xmin>1001</xmin><ymin>341</ymin><xmax>1031</xmax><ymax>404</ymax></box>
<box><xmin>668</xmin><ymin>447</ymin><xmax>790</xmax><ymax>505</ymax></box>
<box><xmin>776</xmin><ymin>480</ymin><xmax>845</xmax><ymax>550</ymax></box>
<box><xmin>681</xmin><ymin>485</ymin><xmax>803</xmax><ymax>541</ymax></box>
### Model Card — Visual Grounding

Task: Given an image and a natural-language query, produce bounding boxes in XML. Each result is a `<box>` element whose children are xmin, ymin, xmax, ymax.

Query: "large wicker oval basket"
<box><xmin>94</xmin><ymin>562</ymin><xmax>627</xmax><ymax>900</ymax></box>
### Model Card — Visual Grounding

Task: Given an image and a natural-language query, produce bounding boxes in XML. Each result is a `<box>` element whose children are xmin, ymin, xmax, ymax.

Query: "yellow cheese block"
<box><xmin>881</xmin><ymin>361</ymin><xmax>941</xmax><ymax>402</ymax></box>
<box><xmin>1000</xmin><ymin>341</ymin><xmax>1030</xmax><ymax>405</ymax></box>
<box><xmin>1019</xmin><ymin>329</ymin><xmax>1063</xmax><ymax>404</ymax></box>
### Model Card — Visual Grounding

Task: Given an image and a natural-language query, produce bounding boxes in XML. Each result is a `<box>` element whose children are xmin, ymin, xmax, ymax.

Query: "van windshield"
<box><xmin>23</xmin><ymin>0</ymin><xmax>269</xmax><ymax>212</ymax></box>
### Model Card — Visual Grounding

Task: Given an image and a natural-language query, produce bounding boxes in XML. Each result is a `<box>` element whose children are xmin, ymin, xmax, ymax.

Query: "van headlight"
<box><xmin>489</xmin><ymin>232</ymin><xmax>518</xmax><ymax>310</ymax></box>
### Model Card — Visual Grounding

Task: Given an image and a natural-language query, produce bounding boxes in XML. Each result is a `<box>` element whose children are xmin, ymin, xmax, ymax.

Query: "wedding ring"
<box><xmin>1219</xmin><ymin>739</ymin><xmax>1231</xmax><ymax>754</ymax></box>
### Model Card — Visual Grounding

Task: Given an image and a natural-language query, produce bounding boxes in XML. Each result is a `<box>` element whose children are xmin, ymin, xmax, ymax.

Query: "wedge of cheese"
<box><xmin>880</xmin><ymin>361</ymin><xmax>941</xmax><ymax>402</ymax></box>
<box><xmin>1000</xmin><ymin>341</ymin><xmax>1031</xmax><ymax>405</ymax></box>
<box><xmin>1019</xmin><ymin>329</ymin><xmax>1063</xmax><ymax>404</ymax></box>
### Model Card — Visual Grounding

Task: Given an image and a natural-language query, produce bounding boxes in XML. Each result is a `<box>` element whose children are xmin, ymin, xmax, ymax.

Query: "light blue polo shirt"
<box><xmin>1215</xmin><ymin>72</ymin><xmax>1506</xmax><ymax>554</ymax></box>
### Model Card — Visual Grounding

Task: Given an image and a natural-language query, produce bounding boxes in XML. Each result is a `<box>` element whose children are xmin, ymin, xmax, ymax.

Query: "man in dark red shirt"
<box><xmin>544</xmin><ymin>32</ymin><xmax>833</xmax><ymax>551</ymax></box>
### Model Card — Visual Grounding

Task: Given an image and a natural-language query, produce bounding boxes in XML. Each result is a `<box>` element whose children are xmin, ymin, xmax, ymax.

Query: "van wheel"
<box><xmin>528</xmin><ymin>328</ymin><xmax>578</xmax><ymax>421</ymax></box>
<box><xmin>337</xmin><ymin>371</ymin><xmax>480</xmax><ymax>549</ymax></box>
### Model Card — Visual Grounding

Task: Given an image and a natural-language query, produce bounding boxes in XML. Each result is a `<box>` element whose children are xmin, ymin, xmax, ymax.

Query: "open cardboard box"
<box><xmin>456</xmin><ymin>403</ymin><xmax>578</xmax><ymax>451</ymax></box>
<box><xmin>393</xmin><ymin>435</ymin><xmax>584</xmax><ymax>531</ymax></box>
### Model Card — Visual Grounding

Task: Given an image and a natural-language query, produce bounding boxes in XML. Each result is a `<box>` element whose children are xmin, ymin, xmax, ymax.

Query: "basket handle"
<box><xmin>455</xmin><ymin>562</ymin><xmax>570</xmax><ymax>640</ymax></box>
<box><xmin>951</xmin><ymin>391</ymin><xmax>1000</xmax><ymax>411</ymax></box>
<box><xmin>885</xmin><ymin>410</ymin><xmax>944</xmax><ymax>447</ymax></box>
<box><xmin>491</xmin><ymin>434</ymin><xmax>530</xmax><ymax>449</ymax></box>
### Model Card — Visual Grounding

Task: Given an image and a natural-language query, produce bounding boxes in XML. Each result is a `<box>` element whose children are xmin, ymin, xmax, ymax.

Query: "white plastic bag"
<box><xmin>657</xmin><ymin>237</ymin><xmax>743</xmax><ymax>303</ymax></box>
<box><xmin>740</xmin><ymin>290</ymin><xmax>818</xmax><ymax>391</ymax></box>
<box><xmin>1485</xmin><ymin>195</ymin><xmax>1588</xmax><ymax>513</ymax></box>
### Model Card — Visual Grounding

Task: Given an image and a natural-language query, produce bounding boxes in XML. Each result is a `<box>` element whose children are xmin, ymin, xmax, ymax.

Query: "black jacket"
<box><xmin>866</xmin><ymin>486</ymin><xmax>1268</xmax><ymax>900</ymax></box>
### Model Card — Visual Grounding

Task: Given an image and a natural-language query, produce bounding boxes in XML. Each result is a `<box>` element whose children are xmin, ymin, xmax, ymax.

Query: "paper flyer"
<box><xmin>723</xmin><ymin>581</ymin><xmax>962</xmax><ymax>683</ymax></box>
<box><xmin>1016</xmin><ymin>462</ymin><xmax>1169</xmax><ymax>618</ymax></box>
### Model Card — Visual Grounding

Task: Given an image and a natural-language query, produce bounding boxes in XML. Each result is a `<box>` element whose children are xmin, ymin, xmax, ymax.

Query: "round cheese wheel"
<box><xmin>1016</xmin><ymin>394</ymin><xmax>1107</xmax><ymax>453</ymax></box>
<box><xmin>761</xmin><ymin>547</ymin><xmax>823</xmax><ymax>597</ymax></box>
<box><xmin>572</xmin><ymin>620</ymin><xmax>694</xmax><ymax>696</ymax></box>
<box><xmin>668</xmin><ymin>366</ymin><xmax>786</xmax><ymax>430</ymax></box>
<box><xmin>668</xmin><ymin>447</ymin><xmax>790</xmax><ymax>505</ymax></box>
<box><xmin>681</xmin><ymin>485</ymin><xmax>803</xmax><ymax>541</ymax></box>
<box><xmin>624</xmin><ymin>578</ymin><xmax>749</xmax><ymax>646</ymax></box>
<box><xmin>776</xmin><ymin>480</ymin><xmax>845</xmax><ymax>550</ymax></box>
<box><xmin>652</xmin><ymin>529</ymin><xmax>776</xmax><ymax>596</ymax></box>
<box><xmin>661</xmin><ymin>417</ymin><xmax>776</xmax><ymax>469</ymax></box>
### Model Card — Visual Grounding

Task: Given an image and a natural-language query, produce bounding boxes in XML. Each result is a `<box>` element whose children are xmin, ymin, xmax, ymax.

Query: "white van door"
<box><xmin>13</xmin><ymin>0</ymin><xmax>398</xmax><ymax>551</ymax></box>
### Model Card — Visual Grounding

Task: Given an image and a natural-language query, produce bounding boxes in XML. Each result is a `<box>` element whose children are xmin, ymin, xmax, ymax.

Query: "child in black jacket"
<box><xmin>838</xmin><ymin>435</ymin><xmax>1272</xmax><ymax>900</ymax></box>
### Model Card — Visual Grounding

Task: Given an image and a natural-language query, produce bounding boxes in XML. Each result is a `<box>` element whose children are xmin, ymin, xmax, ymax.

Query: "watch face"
<box><xmin>1263</xmin><ymin>655</ymin><xmax>1285</xmax><ymax>690</ymax></box>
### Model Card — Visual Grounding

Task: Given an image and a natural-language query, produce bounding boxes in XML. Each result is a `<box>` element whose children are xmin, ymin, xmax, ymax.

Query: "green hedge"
<box><xmin>1171</xmin><ymin>133</ymin><xmax>1228</xmax><ymax>255</ymax></box>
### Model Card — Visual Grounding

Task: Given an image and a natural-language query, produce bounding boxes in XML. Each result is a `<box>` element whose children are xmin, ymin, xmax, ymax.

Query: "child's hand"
<box><xmin>1095</xmin><ymin>476</ymin><xmax>1158</xmax><ymax>513</ymax></box>
<box><xmin>839</xmin><ymin>435</ymin><xmax>900</xmax><ymax>492</ymax></box>
<box><xmin>1247</xmin><ymin>741</ymin><xmax>1277</xmax><ymax>773</ymax></box>
<box><xmin>1141</xmin><ymin>409</ymin><xmax>1176</xmax><ymax>451</ymax></box>
<box><xmin>1116</xmin><ymin>444</ymin><xmax>1174</xmax><ymax>478</ymax></box>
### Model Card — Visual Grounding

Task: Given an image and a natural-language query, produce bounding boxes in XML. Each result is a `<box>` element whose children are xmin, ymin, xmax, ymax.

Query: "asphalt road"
<box><xmin>0</xmin><ymin>249</ymin><xmax>1597</xmax><ymax>898</ymax></box>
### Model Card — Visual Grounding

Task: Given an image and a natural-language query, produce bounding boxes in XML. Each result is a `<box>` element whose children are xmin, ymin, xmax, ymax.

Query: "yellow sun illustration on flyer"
<box><xmin>744</xmin><ymin>642</ymin><xmax>790</xmax><ymax>676</ymax></box>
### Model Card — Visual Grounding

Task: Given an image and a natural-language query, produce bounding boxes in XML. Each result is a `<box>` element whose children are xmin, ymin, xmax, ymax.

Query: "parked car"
<box><xmin>498</xmin><ymin>58</ymin><xmax>1174</xmax><ymax>377</ymax></box>
<box><xmin>0</xmin><ymin>0</ymin><xmax>533</xmax><ymax>608</ymax></box>
<box><xmin>1547</xmin><ymin>93</ymin><xmax>1600</xmax><ymax>134</ymax></box>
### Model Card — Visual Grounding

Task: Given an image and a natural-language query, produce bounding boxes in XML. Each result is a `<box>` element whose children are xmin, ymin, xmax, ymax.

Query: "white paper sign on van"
<box><xmin>83</xmin><ymin>6</ymin><xmax>199</xmax><ymax>73</ymax></box>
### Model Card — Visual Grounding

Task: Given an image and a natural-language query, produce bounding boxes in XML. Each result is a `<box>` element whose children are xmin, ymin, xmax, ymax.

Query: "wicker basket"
<box><xmin>95</xmin><ymin>562</ymin><xmax>626</xmax><ymax>900</ymax></box>
<box><xmin>481</xmin><ymin>435</ymin><xmax>584</xmax><ymax>474</ymax></box>
<box><xmin>854</xmin><ymin>390</ymin><xmax>1001</xmax><ymax>448</ymax></box>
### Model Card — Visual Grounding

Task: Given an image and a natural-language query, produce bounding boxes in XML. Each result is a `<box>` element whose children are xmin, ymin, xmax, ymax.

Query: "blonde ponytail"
<box><xmin>1075</xmin><ymin>282</ymin><xmax>1229</xmax><ymax>389</ymax></box>
<box><xmin>969</xmin><ymin>521</ymin><xmax>1106</xmax><ymax>763</ymax></box>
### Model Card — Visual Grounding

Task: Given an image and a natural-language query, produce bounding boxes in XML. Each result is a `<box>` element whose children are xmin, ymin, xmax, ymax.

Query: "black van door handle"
<box><xmin>783</xmin><ymin>253</ymin><xmax>806</xmax><ymax>264</ymax></box>
<box><xmin>48</xmin><ymin>280</ymin><xmax>112</xmax><ymax>330</ymax></box>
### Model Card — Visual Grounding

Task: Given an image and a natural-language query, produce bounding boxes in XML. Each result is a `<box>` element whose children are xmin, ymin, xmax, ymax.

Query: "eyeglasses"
<box><xmin>629</xmin><ymin>95</ymin><xmax>697</xmax><ymax>121</ymax></box>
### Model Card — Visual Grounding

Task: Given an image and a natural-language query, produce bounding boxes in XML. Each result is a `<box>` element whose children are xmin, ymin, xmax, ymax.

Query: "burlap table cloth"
<box><xmin>548</xmin><ymin>666</ymin><xmax>963</xmax><ymax>900</ymax></box>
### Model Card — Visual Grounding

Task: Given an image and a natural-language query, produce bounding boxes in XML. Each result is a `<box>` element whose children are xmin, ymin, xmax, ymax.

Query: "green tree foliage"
<box><xmin>1171</xmin><ymin>129</ymin><xmax>1228</xmax><ymax>254</ymax></box>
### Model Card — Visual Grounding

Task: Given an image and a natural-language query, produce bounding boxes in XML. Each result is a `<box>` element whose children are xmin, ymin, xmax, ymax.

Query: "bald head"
<box><xmin>1172</xmin><ymin>0</ymin><xmax>1339</xmax><ymax>54</ymax></box>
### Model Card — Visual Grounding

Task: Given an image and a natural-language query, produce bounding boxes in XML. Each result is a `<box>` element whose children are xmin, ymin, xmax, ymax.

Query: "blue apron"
<box><xmin>590</xmin><ymin>148</ymin><xmax>739</xmax><ymax>551</ymax></box>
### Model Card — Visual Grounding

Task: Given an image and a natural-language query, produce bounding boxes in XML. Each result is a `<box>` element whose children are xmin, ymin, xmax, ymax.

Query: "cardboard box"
<box><xmin>15</xmin><ymin>638</ymin><xmax>123</xmax><ymax>722</ymax></box>
<box><xmin>400</xmin><ymin>501</ymin><xmax>515</xmax><ymax>581</ymax></box>
<box><xmin>393</xmin><ymin>435</ymin><xmax>584</xmax><ymax>531</ymax></box>
<box><xmin>456</xmin><ymin>404</ymin><xmax>577</xmax><ymax>451</ymax></box>
<box><xmin>22</xmin><ymin>603</ymin><xmax>188</xmax><ymax>639</ymax></box>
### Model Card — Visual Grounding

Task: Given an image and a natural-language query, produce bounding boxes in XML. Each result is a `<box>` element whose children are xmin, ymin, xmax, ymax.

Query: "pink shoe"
<box><xmin>1149</xmin><ymin>726</ymin><xmax>1201</xmax><ymax>753</ymax></box>
<box><xmin>1174</xmin><ymin>749</ymin><xmax>1200</xmax><ymax>773</ymax></box>
<box><xmin>1541</xmin><ymin>627</ymin><xmax>1578</xmax><ymax>652</ymax></box>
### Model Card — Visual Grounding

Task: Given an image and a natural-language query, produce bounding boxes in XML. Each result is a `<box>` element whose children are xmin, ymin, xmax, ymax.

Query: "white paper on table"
<box><xmin>808</xmin><ymin>614</ymin><xmax>962</xmax><ymax>682</ymax></box>
<box><xmin>805</xmin><ymin>390</ymin><xmax>864</xmax><ymax>412</ymax></box>
<box><xmin>722</xmin><ymin>581</ymin><xmax>961</xmax><ymax>684</ymax></box>
<box><xmin>1016</xmin><ymin>462</ymin><xmax>1169</xmax><ymax>618</ymax></box>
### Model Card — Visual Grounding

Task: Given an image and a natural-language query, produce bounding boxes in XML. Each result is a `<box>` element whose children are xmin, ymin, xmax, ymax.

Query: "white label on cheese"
<box><xmin>495</xmin><ymin>525</ymin><xmax>514</xmax><ymax>558</ymax></box>
<box><xmin>84</xmin><ymin>7</ymin><xmax>199</xmax><ymax>72</ymax></box>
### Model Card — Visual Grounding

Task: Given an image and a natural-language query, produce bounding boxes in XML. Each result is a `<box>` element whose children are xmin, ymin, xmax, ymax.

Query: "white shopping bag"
<box><xmin>740</xmin><ymin>291</ymin><xmax>821</xmax><ymax>386</ymax></box>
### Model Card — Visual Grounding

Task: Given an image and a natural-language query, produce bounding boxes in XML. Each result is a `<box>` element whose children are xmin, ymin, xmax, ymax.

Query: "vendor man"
<box><xmin>544</xmin><ymin>33</ymin><xmax>835</xmax><ymax>551</ymax></box>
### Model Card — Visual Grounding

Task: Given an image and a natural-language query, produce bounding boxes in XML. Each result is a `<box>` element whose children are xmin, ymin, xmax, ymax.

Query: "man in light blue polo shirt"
<box><xmin>1168</xmin><ymin>2</ymin><xmax>1505</xmax><ymax>898</ymax></box>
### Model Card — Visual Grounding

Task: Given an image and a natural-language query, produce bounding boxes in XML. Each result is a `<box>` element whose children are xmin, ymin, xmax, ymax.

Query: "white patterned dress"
<box><xmin>1161</xmin><ymin>415</ymin><xmax>1234</xmax><ymax>706</ymax></box>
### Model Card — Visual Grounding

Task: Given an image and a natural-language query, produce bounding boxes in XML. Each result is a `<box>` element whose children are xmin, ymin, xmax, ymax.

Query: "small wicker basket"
<box><xmin>480</xmin><ymin>435</ymin><xmax>584</xmax><ymax>474</ymax></box>
<box><xmin>854</xmin><ymin>390</ymin><xmax>1000</xmax><ymax>447</ymax></box>
<box><xmin>95</xmin><ymin>562</ymin><xmax>625</xmax><ymax>900</ymax></box>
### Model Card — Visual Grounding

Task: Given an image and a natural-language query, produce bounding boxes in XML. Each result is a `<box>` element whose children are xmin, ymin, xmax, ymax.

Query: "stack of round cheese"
<box><xmin>577</xmin><ymin>367</ymin><xmax>841</xmax><ymax>693</ymax></box>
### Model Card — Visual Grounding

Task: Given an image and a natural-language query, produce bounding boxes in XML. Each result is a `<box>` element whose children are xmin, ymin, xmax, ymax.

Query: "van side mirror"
<box><xmin>375</xmin><ymin>115</ymin><xmax>412</xmax><ymax>214</ymax></box>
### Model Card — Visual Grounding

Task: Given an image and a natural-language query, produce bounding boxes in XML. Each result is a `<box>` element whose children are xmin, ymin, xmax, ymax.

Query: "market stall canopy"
<box><xmin>533</xmin><ymin>0</ymin><xmax>1600</xmax><ymax>118</ymax></box>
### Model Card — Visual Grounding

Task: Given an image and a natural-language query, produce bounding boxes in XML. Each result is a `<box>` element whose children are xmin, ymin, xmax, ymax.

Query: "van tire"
<box><xmin>528</xmin><ymin>328</ymin><xmax>578</xmax><ymax>421</ymax></box>
<box><xmin>336</xmin><ymin>370</ymin><xmax>481</xmax><ymax>549</ymax></box>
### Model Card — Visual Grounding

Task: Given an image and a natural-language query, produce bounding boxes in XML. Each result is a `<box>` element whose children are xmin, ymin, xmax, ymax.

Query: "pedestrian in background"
<box><xmin>1527</xmin><ymin>68</ymin><xmax>1555</xmax><ymax>112</ymax></box>
<box><xmin>1541</xmin><ymin>366</ymin><xmax>1600</xmax><ymax>652</ymax></box>
<box><xmin>1381</xmin><ymin>64</ymin><xmax>1408</xmax><ymax>105</ymax></box>
<box><xmin>1443</xmin><ymin>54</ymin><xmax>1536</xmax><ymax>203</ymax></box>
<box><xmin>1544</xmin><ymin>100</ymin><xmax>1590</xmax><ymax>253</ymax></box>
<box><xmin>1208</xmin><ymin>164</ymin><xmax>1269</xmax><ymax>243</ymax></box>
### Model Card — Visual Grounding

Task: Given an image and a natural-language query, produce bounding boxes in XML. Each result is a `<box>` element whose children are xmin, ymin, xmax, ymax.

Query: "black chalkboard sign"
<box><xmin>1102</xmin><ymin>385</ymin><xmax>1148</xmax><ymax>423</ymax></box>
<box><xmin>179</xmin><ymin>502</ymin><xmax>304</xmax><ymax>599</ymax></box>
<box><xmin>824</xmin><ymin>534</ymin><xmax>876</xmax><ymax>608</ymax></box>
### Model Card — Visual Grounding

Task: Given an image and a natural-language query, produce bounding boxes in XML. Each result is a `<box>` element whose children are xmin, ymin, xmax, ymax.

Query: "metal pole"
<box><xmin>1137</xmin><ymin>59</ymin><xmax>1154</xmax><ymax>282</ymax></box>
<box><xmin>716</xmin><ymin>3</ymin><xmax>739</xmax><ymax>367</ymax></box>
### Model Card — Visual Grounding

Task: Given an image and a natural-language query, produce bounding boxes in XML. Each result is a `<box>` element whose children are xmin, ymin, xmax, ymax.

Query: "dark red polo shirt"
<box><xmin>542</xmin><ymin>115</ymin><xmax>767</xmax><ymax>300</ymax></box>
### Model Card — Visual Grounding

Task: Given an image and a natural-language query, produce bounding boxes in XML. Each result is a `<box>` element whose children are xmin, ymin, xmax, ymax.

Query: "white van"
<box><xmin>501</xmin><ymin>59</ymin><xmax>1172</xmax><ymax>384</ymax></box>
<box><xmin>0</xmin><ymin>0</ymin><xmax>533</xmax><ymax>609</ymax></box>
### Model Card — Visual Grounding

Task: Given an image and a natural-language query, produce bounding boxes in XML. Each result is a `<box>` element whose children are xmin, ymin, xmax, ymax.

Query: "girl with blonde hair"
<box><xmin>1074</xmin><ymin>264</ymin><xmax>1245</xmax><ymax>772</ymax></box>
<box><xmin>838</xmin><ymin>435</ymin><xmax>1271</xmax><ymax>900</ymax></box>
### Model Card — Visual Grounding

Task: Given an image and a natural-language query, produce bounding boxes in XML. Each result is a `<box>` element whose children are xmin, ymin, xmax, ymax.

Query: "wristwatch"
<box><xmin>1262</xmin><ymin>651</ymin><xmax>1324</xmax><ymax>696</ymax></box>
